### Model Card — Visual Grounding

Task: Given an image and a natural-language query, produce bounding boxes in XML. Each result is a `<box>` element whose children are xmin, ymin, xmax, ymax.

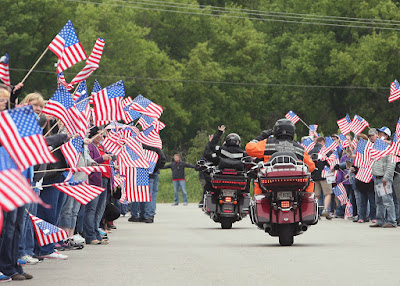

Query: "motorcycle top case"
<box><xmin>211</xmin><ymin>170</ymin><xmax>247</xmax><ymax>190</ymax></box>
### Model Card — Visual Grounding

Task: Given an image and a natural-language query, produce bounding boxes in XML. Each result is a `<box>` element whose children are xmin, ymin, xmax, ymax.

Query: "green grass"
<box><xmin>157</xmin><ymin>168</ymin><xmax>203</xmax><ymax>203</ymax></box>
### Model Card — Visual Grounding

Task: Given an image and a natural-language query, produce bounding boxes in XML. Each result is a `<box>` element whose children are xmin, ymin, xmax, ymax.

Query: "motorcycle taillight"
<box><xmin>224</xmin><ymin>197</ymin><xmax>232</xmax><ymax>203</ymax></box>
<box><xmin>280</xmin><ymin>201</ymin><xmax>290</xmax><ymax>208</ymax></box>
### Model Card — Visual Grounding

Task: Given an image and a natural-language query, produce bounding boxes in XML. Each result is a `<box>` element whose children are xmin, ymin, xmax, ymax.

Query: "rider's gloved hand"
<box><xmin>333</xmin><ymin>164</ymin><xmax>340</xmax><ymax>170</ymax></box>
<box><xmin>255</xmin><ymin>129</ymin><xmax>273</xmax><ymax>141</ymax></box>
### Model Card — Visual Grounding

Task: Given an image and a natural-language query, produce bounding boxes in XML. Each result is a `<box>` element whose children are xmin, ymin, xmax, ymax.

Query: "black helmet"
<box><xmin>273</xmin><ymin>119</ymin><xmax>296</xmax><ymax>140</ymax></box>
<box><xmin>224</xmin><ymin>133</ymin><xmax>241</xmax><ymax>147</ymax></box>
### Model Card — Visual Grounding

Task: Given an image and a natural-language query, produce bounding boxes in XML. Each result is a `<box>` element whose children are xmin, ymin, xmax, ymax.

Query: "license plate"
<box><xmin>277</xmin><ymin>191</ymin><xmax>292</xmax><ymax>200</ymax></box>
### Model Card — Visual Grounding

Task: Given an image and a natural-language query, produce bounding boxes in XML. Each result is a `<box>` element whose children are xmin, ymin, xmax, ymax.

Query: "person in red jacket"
<box><xmin>246</xmin><ymin>119</ymin><xmax>315</xmax><ymax>195</ymax></box>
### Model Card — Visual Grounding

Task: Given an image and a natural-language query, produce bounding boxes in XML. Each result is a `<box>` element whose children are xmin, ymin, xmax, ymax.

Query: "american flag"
<box><xmin>0</xmin><ymin>106</ymin><xmax>56</xmax><ymax>171</ymax></box>
<box><xmin>72</xmin><ymin>80</ymin><xmax>88</xmax><ymax>101</ymax></box>
<box><xmin>57</xmin><ymin>72</ymin><xmax>73</xmax><ymax>91</ymax></box>
<box><xmin>389</xmin><ymin>80</ymin><xmax>400</xmax><ymax>103</ymax></box>
<box><xmin>344</xmin><ymin>200</ymin><xmax>353</xmax><ymax>219</ymax></box>
<box><xmin>111</xmin><ymin>162</ymin><xmax>126</xmax><ymax>188</ymax></box>
<box><xmin>308</xmin><ymin>124</ymin><xmax>318</xmax><ymax>137</ymax></box>
<box><xmin>60</xmin><ymin>137</ymin><xmax>83</xmax><ymax>168</ymax></box>
<box><xmin>0</xmin><ymin>53</ymin><xmax>10</xmax><ymax>86</ymax></box>
<box><xmin>48</xmin><ymin>20</ymin><xmax>72</xmax><ymax>58</ymax></box>
<box><xmin>118</xmin><ymin>145</ymin><xmax>150</xmax><ymax>169</ymax></box>
<box><xmin>320</xmin><ymin>137</ymin><xmax>339</xmax><ymax>156</ymax></box>
<box><xmin>102</xmin><ymin>130</ymin><xmax>124</xmax><ymax>155</ymax></box>
<box><xmin>53</xmin><ymin>21</ymin><xmax>87</xmax><ymax>73</ymax></box>
<box><xmin>92</xmin><ymin>80</ymin><xmax>126</xmax><ymax>125</ymax></box>
<box><xmin>42</xmin><ymin>85</ymin><xmax>86</xmax><ymax>137</ymax></box>
<box><xmin>338</xmin><ymin>133</ymin><xmax>349</xmax><ymax>149</ymax></box>
<box><xmin>119</xmin><ymin>181</ymin><xmax>127</xmax><ymax>204</ymax></box>
<box><xmin>337</xmin><ymin>114</ymin><xmax>351</xmax><ymax>135</ymax></box>
<box><xmin>0</xmin><ymin>150</ymin><xmax>45</xmax><ymax>212</ymax></box>
<box><xmin>355</xmin><ymin>165</ymin><xmax>373</xmax><ymax>183</ymax></box>
<box><xmin>320</xmin><ymin>166</ymin><xmax>331</xmax><ymax>178</ymax></box>
<box><xmin>144</xmin><ymin>149</ymin><xmax>159</xmax><ymax>174</ymax></box>
<box><xmin>351</xmin><ymin>138</ymin><xmax>358</xmax><ymax>150</ymax></box>
<box><xmin>350</xmin><ymin>115</ymin><xmax>369</xmax><ymax>135</ymax></box>
<box><xmin>125</xmin><ymin>167</ymin><xmax>151</xmax><ymax>202</ymax></box>
<box><xmin>369</xmin><ymin>138</ymin><xmax>391</xmax><ymax>161</ymax></box>
<box><xmin>393</xmin><ymin>116</ymin><xmax>400</xmax><ymax>143</ymax></box>
<box><xmin>130</xmin><ymin>95</ymin><xmax>163</xmax><ymax>119</ymax></box>
<box><xmin>326</xmin><ymin>150</ymin><xmax>340</xmax><ymax>169</ymax></box>
<box><xmin>125</xmin><ymin>136</ymin><xmax>146</xmax><ymax>159</ymax></box>
<box><xmin>124</xmin><ymin>106</ymin><xmax>141</xmax><ymax>124</ymax></box>
<box><xmin>135</xmin><ymin>125</ymin><xmax>162</xmax><ymax>149</ymax></box>
<box><xmin>64</xmin><ymin>165</ymin><xmax>108</xmax><ymax>182</ymax></box>
<box><xmin>52</xmin><ymin>181</ymin><xmax>104</xmax><ymax>205</ymax></box>
<box><xmin>138</xmin><ymin>115</ymin><xmax>166</xmax><ymax>132</ymax></box>
<box><xmin>285</xmin><ymin>110</ymin><xmax>300</xmax><ymax>124</ymax></box>
<box><xmin>333</xmin><ymin>183</ymin><xmax>348</xmax><ymax>205</ymax></box>
<box><xmin>70</xmin><ymin>38</ymin><xmax>105</xmax><ymax>85</ymax></box>
<box><xmin>390</xmin><ymin>154</ymin><xmax>400</xmax><ymax>163</ymax></box>
<box><xmin>354</xmin><ymin>138</ymin><xmax>373</xmax><ymax>167</ymax></box>
<box><xmin>301</xmin><ymin>138</ymin><xmax>315</xmax><ymax>154</ymax></box>
<box><xmin>92</xmin><ymin>79</ymin><xmax>102</xmax><ymax>94</ymax></box>
<box><xmin>75</xmin><ymin>91</ymin><xmax>91</xmax><ymax>128</ymax></box>
<box><xmin>29</xmin><ymin>213</ymin><xmax>69</xmax><ymax>246</ymax></box>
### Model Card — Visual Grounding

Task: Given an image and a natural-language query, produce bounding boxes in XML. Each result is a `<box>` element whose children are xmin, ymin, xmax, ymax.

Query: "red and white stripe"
<box><xmin>102</xmin><ymin>131</ymin><xmax>124</xmax><ymax>155</ymax></box>
<box><xmin>144</xmin><ymin>149</ymin><xmax>159</xmax><ymax>163</ymax></box>
<box><xmin>70</xmin><ymin>38</ymin><xmax>105</xmax><ymax>85</ymax></box>
<box><xmin>70</xmin><ymin>166</ymin><xmax>108</xmax><ymax>175</ymax></box>
<box><xmin>136</xmin><ymin>128</ymin><xmax>162</xmax><ymax>149</ymax></box>
<box><xmin>0</xmin><ymin>62</ymin><xmax>10</xmax><ymax>86</ymax></box>
<box><xmin>350</xmin><ymin>117</ymin><xmax>369</xmax><ymax>135</ymax></box>
<box><xmin>52</xmin><ymin>182</ymin><xmax>104</xmax><ymax>205</ymax></box>
<box><xmin>351</xmin><ymin>138</ymin><xmax>358</xmax><ymax>150</ymax></box>
<box><xmin>57</xmin><ymin>73</ymin><xmax>73</xmax><ymax>91</ymax></box>
<box><xmin>114</xmin><ymin>176</ymin><xmax>126</xmax><ymax>188</ymax></box>
<box><xmin>0</xmin><ymin>169</ymin><xmax>44</xmax><ymax>211</ymax></box>
<box><xmin>344</xmin><ymin>201</ymin><xmax>353</xmax><ymax>219</ymax></box>
<box><xmin>29</xmin><ymin>213</ymin><xmax>69</xmax><ymax>247</ymax></box>
<box><xmin>92</xmin><ymin>89</ymin><xmax>125</xmax><ymax>125</ymax></box>
<box><xmin>60</xmin><ymin>141</ymin><xmax>81</xmax><ymax>169</ymax></box>
<box><xmin>355</xmin><ymin>165</ymin><xmax>373</xmax><ymax>183</ymax></box>
<box><xmin>0</xmin><ymin>112</ymin><xmax>56</xmax><ymax>171</ymax></box>
<box><xmin>354</xmin><ymin>141</ymin><xmax>373</xmax><ymax>168</ymax></box>
<box><xmin>335</xmin><ymin>183</ymin><xmax>348</xmax><ymax>205</ymax></box>
<box><xmin>48</xmin><ymin>34</ymin><xmax>66</xmax><ymax>59</ymax></box>
<box><xmin>389</xmin><ymin>80</ymin><xmax>400</xmax><ymax>103</ymax></box>
<box><xmin>337</xmin><ymin>117</ymin><xmax>351</xmax><ymax>135</ymax></box>
<box><xmin>125</xmin><ymin>167</ymin><xmax>151</xmax><ymax>202</ymax></box>
<box><xmin>118</xmin><ymin>145</ymin><xmax>150</xmax><ymax>169</ymax></box>
<box><xmin>42</xmin><ymin>100</ymin><xmax>86</xmax><ymax>137</ymax></box>
<box><xmin>56</xmin><ymin>43</ymin><xmax>87</xmax><ymax>73</ymax></box>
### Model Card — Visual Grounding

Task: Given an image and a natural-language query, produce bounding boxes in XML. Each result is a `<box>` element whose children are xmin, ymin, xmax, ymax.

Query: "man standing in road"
<box><xmin>163</xmin><ymin>154</ymin><xmax>195</xmax><ymax>206</ymax></box>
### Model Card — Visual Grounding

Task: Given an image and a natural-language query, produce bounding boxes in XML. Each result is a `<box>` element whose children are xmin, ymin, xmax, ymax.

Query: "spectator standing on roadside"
<box><xmin>163</xmin><ymin>154</ymin><xmax>195</xmax><ymax>206</ymax></box>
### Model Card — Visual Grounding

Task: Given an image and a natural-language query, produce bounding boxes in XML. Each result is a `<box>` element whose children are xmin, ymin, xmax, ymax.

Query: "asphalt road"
<box><xmin>24</xmin><ymin>203</ymin><xmax>400</xmax><ymax>286</ymax></box>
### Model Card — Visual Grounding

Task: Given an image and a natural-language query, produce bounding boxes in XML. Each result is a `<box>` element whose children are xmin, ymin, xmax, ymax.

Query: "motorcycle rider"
<box><xmin>245</xmin><ymin>118</ymin><xmax>315</xmax><ymax>194</ymax></box>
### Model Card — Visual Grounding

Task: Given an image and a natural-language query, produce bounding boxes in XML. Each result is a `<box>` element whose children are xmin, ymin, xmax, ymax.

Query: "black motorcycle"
<box><xmin>198</xmin><ymin>161</ymin><xmax>250</xmax><ymax>229</ymax></box>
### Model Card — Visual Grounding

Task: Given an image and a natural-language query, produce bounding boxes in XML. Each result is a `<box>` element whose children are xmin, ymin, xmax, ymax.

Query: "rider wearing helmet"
<box><xmin>246</xmin><ymin>118</ymin><xmax>315</xmax><ymax>194</ymax></box>
<box><xmin>204</xmin><ymin>125</ymin><xmax>246</xmax><ymax>170</ymax></box>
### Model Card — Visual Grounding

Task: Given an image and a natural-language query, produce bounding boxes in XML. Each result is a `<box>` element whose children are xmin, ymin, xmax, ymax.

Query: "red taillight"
<box><xmin>224</xmin><ymin>197</ymin><xmax>232</xmax><ymax>203</ymax></box>
<box><xmin>280</xmin><ymin>201</ymin><xmax>290</xmax><ymax>208</ymax></box>
<box><xmin>219</xmin><ymin>200</ymin><xmax>223</xmax><ymax>204</ymax></box>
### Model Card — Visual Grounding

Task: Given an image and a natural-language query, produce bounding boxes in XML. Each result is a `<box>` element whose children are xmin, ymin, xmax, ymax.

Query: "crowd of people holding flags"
<box><xmin>0</xmin><ymin>19</ymin><xmax>166</xmax><ymax>282</ymax></box>
<box><xmin>288</xmin><ymin>109</ymin><xmax>400</xmax><ymax>227</ymax></box>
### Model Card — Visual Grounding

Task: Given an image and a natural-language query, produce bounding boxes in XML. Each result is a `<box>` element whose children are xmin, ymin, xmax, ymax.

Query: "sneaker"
<box><xmin>128</xmin><ymin>216</ymin><xmax>140</xmax><ymax>222</ymax></box>
<box><xmin>31</xmin><ymin>254</ymin><xmax>44</xmax><ymax>262</ymax></box>
<box><xmin>358</xmin><ymin>219</ymin><xmax>364</xmax><ymax>223</ymax></box>
<box><xmin>10</xmin><ymin>274</ymin><xmax>25</xmax><ymax>281</ymax></box>
<box><xmin>108</xmin><ymin>224</ymin><xmax>116</xmax><ymax>230</ymax></box>
<box><xmin>171</xmin><ymin>203</ymin><xmax>178</xmax><ymax>206</ymax></box>
<box><xmin>183</xmin><ymin>203</ymin><xmax>188</xmax><ymax>206</ymax></box>
<box><xmin>40</xmin><ymin>251</ymin><xmax>68</xmax><ymax>260</ymax></box>
<box><xmin>0</xmin><ymin>272</ymin><xmax>11</xmax><ymax>282</ymax></box>
<box><xmin>382</xmin><ymin>223</ymin><xmax>396</xmax><ymax>228</ymax></box>
<box><xmin>98</xmin><ymin>228</ymin><xmax>107</xmax><ymax>236</ymax></box>
<box><xmin>20</xmin><ymin>255</ymin><xmax>39</xmax><ymax>265</ymax></box>
<box><xmin>372</xmin><ymin>219</ymin><xmax>377</xmax><ymax>223</ymax></box>
<box><xmin>22</xmin><ymin>273</ymin><xmax>33</xmax><ymax>280</ymax></box>
<box><xmin>369</xmin><ymin>223</ymin><xmax>381</xmax><ymax>228</ymax></box>
<box><xmin>71</xmin><ymin>234</ymin><xmax>85</xmax><ymax>245</ymax></box>
<box><xmin>143</xmin><ymin>218</ymin><xmax>154</xmax><ymax>223</ymax></box>
<box><xmin>55</xmin><ymin>243</ymin><xmax>65</xmax><ymax>251</ymax></box>
<box><xmin>321</xmin><ymin>210</ymin><xmax>332</xmax><ymax>220</ymax></box>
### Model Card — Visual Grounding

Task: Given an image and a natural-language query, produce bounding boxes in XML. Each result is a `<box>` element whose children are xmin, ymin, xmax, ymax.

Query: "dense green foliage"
<box><xmin>3</xmin><ymin>0</ymin><xmax>400</xmax><ymax>162</ymax></box>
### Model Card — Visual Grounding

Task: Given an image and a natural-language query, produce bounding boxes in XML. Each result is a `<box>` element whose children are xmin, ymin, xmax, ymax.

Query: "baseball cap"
<box><xmin>368</xmin><ymin>128</ymin><xmax>377</xmax><ymax>136</ymax></box>
<box><xmin>377</xmin><ymin>126</ymin><xmax>391</xmax><ymax>137</ymax></box>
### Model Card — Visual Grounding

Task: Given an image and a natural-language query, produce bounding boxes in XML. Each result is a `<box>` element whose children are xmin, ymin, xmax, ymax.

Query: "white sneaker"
<box><xmin>40</xmin><ymin>251</ymin><xmax>68</xmax><ymax>260</ymax></box>
<box><xmin>72</xmin><ymin>234</ymin><xmax>85</xmax><ymax>244</ymax></box>
<box><xmin>20</xmin><ymin>255</ymin><xmax>39</xmax><ymax>265</ymax></box>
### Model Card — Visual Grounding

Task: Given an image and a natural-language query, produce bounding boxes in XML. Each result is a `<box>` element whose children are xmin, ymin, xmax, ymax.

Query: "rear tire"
<box><xmin>220</xmin><ymin>218</ymin><xmax>233</xmax><ymax>229</ymax></box>
<box><xmin>278</xmin><ymin>224</ymin><xmax>294</xmax><ymax>246</ymax></box>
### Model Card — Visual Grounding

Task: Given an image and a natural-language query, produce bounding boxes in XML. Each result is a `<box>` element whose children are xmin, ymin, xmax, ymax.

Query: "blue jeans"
<box><xmin>18</xmin><ymin>201</ymin><xmax>37</xmax><ymax>257</ymax></box>
<box><xmin>95</xmin><ymin>178</ymin><xmax>109</xmax><ymax>229</ymax></box>
<box><xmin>374</xmin><ymin>178</ymin><xmax>396</xmax><ymax>226</ymax></box>
<box><xmin>83</xmin><ymin>194</ymin><xmax>101</xmax><ymax>243</ymax></box>
<box><xmin>59</xmin><ymin>196</ymin><xmax>81</xmax><ymax>229</ymax></box>
<box><xmin>145</xmin><ymin>173</ymin><xmax>160</xmax><ymax>217</ymax></box>
<box><xmin>173</xmin><ymin>180</ymin><xmax>188</xmax><ymax>204</ymax></box>
<box><xmin>345</xmin><ymin>184</ymin><xmax>357</xmax><ymax>216</ymax></box>
<box><xmin>36</xmin><ymin>176</ymin><xmax>67</xmax><ymax>255</ymax></box>
<box><xmin>130</xmin><ymin>202</ymin><xmax>151</xmax><ymax>219</ymax></box>
<box><xmin>0</xmin><ymin>207</ymin><xmax>24</xmax><ymax>276</ymax></box>
<box><xmin>76</xmin><ymin>205</ymin><xmax>85</xmax><ymax>234</ymax></box>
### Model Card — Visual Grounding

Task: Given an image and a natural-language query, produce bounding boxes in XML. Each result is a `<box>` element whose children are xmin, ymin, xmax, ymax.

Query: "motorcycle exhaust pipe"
<box><xmin>299</xmin><ymin>224</ymin><xmax>308</xmax><ymax>232</ymax></box>
<box><xmin>263</xmin><ymin>223</ymin><xmax>272</xmax><ymax>233</ymax></box>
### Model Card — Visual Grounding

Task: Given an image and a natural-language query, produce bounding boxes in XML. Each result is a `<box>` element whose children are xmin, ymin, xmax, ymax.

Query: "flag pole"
<box><xmin>298</xmin><ymin>117</ymin><xmax>311</xmax><ymax>130</ymax></box>
<box><xmin>20</xmin><ymin>47</ymin><xmax>49</xmax><ymax>84</ymax></box>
